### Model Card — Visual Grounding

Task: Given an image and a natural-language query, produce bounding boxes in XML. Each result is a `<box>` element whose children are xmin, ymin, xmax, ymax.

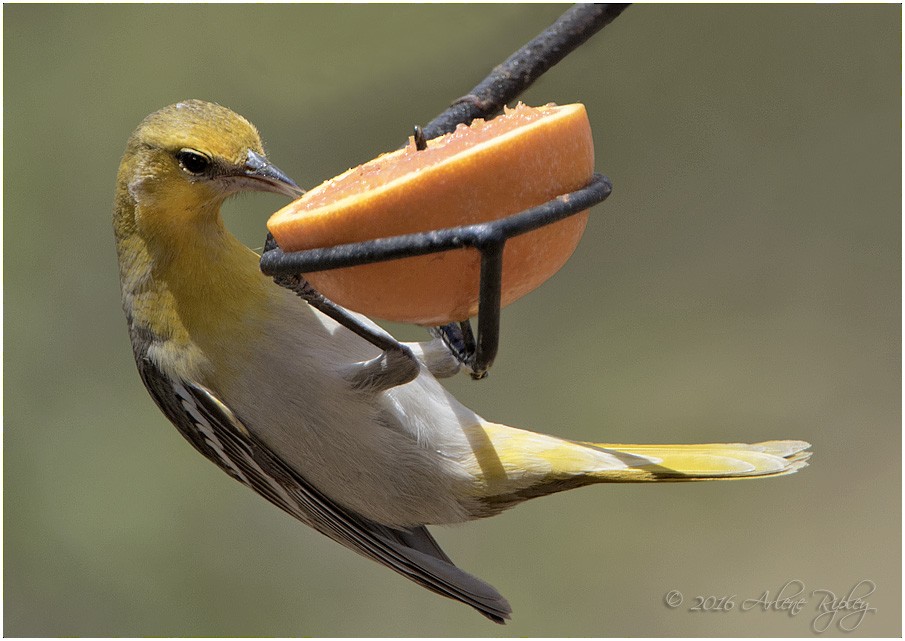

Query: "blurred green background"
<box><xmin>4</xmin><ymin>4</ymin><xmax>900</xmax><ymax>637</ymax></box>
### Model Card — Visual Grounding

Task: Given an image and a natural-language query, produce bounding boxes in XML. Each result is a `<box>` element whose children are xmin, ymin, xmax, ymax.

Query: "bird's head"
<box><xmin>116</xmin><ymin>100</ymin><xmax>303</xmax><ymax>232</ymax></box>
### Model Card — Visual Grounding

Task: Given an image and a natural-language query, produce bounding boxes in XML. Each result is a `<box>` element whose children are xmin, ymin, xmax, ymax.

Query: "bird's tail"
<box><xmin>581</xmin><ymin>439</ymin><xmax>812</xmax><ymax>481</ymax></box>
<box><xmin>466</xmin><ymin>423</ymin><xmax>811</xmax><ymax>511</ymax></box>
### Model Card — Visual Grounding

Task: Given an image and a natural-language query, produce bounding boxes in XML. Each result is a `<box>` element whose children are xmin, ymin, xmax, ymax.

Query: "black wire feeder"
<box><xmin>259</xmin><ymin>172</ymin><xmax>612</xmax><ymax>379</ymax></box>
<box><xmin>259</xmin><ymin>4</ymin><xmax>623</xmax><ymax>379</ymax></box>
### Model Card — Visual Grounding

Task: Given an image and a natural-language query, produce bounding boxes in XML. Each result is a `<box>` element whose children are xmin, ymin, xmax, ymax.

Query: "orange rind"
<box><xmin>267</xmin><ymin>103</ymin><xmax>595</xmax><ymax>325</ymax></box>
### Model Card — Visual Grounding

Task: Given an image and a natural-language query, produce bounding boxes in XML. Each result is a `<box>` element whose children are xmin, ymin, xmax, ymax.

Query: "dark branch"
<box><xmin>261</xmin><ymin>3</ymin><xmax>630</xmax><ymax>377</ymax></box>
<box><xmin>420</xmin><ymin>3</ymin><xmax>630</xmax><ymax>139</ymax></box>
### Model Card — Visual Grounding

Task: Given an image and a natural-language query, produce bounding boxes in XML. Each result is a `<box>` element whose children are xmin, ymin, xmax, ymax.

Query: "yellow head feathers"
<box><xmin>132</xmin><ymin>100</ymin><xmax>265</xmax><ymax>167</ymax></box>
<box><xmin>113</xmin><ymin>100</ymin><xmax>303</xmax><ymax>380</ymax></box>
<box><xmin>115</xmin><ymin>99</ymin><xmax>302</xmax><ymax>232</ymax></box>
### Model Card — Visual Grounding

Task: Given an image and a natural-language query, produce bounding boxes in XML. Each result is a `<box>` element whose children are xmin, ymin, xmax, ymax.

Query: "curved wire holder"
<box><xmin>260</xmin><ymin>4</ymin><xmax>628</xmax><ymax>378</ymax></box>
<box><xmin>260</xmin><ymin>173</ymin><xmax>612</xmax><ymax>378</ymax></box>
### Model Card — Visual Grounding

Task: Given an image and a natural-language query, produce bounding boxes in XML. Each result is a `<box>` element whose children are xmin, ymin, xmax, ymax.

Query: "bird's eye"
<box><xmin>176</xmin><ymin>149</ymin><xmax>212</xmax><ymax>175</ymax></box>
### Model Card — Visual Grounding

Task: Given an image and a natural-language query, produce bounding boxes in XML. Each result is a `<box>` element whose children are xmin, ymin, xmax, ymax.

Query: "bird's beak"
<box><xmin>243</xmin><ymin>150</ymin><xmax>305</xmax><ymax>199</ymax></box>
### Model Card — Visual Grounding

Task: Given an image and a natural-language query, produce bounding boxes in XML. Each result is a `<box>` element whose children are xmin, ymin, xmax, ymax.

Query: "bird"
<box><xmin>113</xmin><ymin>99</ymin><xmax>811</xmax><ymax>624</ymax></box>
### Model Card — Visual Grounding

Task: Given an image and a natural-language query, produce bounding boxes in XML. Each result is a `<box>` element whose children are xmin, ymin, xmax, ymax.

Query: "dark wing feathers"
<box><xmin>137</xmin><ymin>357</ymin><xmax>511</xmax><ymax>623</ymax></box>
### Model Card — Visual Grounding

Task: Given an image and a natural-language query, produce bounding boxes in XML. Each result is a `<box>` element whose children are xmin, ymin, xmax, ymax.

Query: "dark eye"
<box><xmin>176</xmin><ymin>149</ymin><xmax>212</xmax><ymax>175</ymax></box>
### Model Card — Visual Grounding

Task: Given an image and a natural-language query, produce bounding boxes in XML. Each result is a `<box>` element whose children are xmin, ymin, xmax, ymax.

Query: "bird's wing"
<box><xmin>137</xmin><ymin>357</ymin><xmax>511</xmax><ymax>623</ymax></box>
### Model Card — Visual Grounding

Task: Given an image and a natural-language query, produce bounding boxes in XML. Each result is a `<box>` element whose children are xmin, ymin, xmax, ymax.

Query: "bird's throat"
<box><xmin>118</xmin><ymin>201</ymin><xmax>274</xmax><ymax>380</ymax></box>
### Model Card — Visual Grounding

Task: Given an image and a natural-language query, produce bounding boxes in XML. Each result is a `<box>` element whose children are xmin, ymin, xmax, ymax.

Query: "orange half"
<box><xmin>268</xmin><ymin>102</ymin><xmax>595</xmax><ymax>325</ymax></box>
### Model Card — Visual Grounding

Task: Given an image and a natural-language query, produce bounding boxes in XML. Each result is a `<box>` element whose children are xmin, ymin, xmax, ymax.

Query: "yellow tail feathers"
<box><xmin>583</xmin><ymin>440</ymin><xmax>812</xmax><ymax>481</ymax></box>
<box><xmin>466</xmin><ymin>423</ymin><xmax>811</xmax><ymax>513</ymax></box>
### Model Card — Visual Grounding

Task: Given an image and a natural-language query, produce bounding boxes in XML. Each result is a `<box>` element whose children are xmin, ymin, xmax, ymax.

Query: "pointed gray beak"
<box><xmin>243</xmin><ymin>150</ymin><xmax>304</xmax><ymax>198</ymax></box>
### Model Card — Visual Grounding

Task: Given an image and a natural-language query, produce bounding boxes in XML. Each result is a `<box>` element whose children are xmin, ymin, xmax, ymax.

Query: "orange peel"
<box><xmin>267</xmin><ymin>102</ymin><xmax>595</xmax><ymax>325</ymax></box>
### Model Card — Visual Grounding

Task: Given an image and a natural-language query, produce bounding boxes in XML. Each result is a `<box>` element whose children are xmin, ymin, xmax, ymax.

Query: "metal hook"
<box><xmin>260</xmin><ymin>174</ymin><xmax>612</xmax><ymax>379</ymax></box>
